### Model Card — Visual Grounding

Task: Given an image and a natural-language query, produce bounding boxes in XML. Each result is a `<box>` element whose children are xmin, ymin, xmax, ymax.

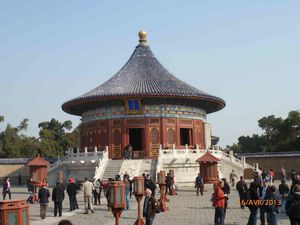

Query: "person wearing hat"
<box><xmin>67</xmin><ymin>178</ymin><xmax>77</xmax><ymax>211</ymax></box>
<box><xmin>38</xmin><ymin>183</ymin><xmax>50</xmax><ymax>220</ymax></box>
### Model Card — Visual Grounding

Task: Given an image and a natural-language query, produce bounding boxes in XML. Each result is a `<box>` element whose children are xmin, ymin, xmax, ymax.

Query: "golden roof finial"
<box><xmin>138</xmin><ymin>31</ymin><xmax>147</xmax><ymax>45</ymax></box>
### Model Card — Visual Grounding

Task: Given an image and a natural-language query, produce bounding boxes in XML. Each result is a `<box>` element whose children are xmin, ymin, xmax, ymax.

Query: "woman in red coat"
<box><xmin>212</xmin><ymin>180</ymin><xmax>226</xmax><ymax>225</ymax></box>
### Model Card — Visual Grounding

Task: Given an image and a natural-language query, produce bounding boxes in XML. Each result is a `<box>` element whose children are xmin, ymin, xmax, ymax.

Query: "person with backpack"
<box><xmin>195</xmin><ymin>173</ymin><xmax>204</xmax><ymax>196</ymax></box>
<box><xmin>212</xmin><ymin>180</ymin><xmax>226</xmax><ymax>225</ymax></box>
<box><xmin>236</xmin><ymin>176</ymin><xmax>248</xmax><ymax>209</ymax></box>
<box><xmin>265</xmin><ymin>186</ymin><xmax>279</xmax><ymax>225</ymax></box>
<box><xmin>285</xmin><ymin>184</ymin><xmax>300</xmax><ymax>225</ymax></box>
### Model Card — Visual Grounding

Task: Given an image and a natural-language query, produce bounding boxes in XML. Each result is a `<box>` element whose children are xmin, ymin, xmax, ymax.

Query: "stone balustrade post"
<box><xmin>185</xmin><ymin>144</ymin><xmax>188</xmax><ymax>157</ymax></box>
<box><xmin>77</xmin><ymin>148</ymin><xmax>80</xmax><ymax>159</ymax></box>
<box><xmin>241</xmin><ymin>156</ymin><xmax>246</xmax><ymax>168</ymax></box>
<box><xmin>229</xmin><ymin>150</ymin><xmax>234</xmax><ymax>162</ymax></box>
<box><xmin>84</xmin><ymin>147</ymin><xmax>88</xmax><ymax>153</ymax></box>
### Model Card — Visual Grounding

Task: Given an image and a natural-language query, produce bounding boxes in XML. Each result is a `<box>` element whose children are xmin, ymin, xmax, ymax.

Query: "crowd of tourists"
<box><xmin>209</xmin><ymin>168</ymin><xmax>300</xmax><ymax>225</ymax></box>
<box><xmin>2</xmin><ymin>172</ymin><xmax>160</xmax><ymax>225</ymax></box>
<box><xmin>3</xmin><ymin>167</ymin><xmax>300</xmax><ymax>225</ymax></box>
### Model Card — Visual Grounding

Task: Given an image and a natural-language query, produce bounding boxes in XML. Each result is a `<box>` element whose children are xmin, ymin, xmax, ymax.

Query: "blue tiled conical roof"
<box><xmin>62</xmin><ymin>41</ymin><xmax>225</xmax><ymax>116</ymax></box>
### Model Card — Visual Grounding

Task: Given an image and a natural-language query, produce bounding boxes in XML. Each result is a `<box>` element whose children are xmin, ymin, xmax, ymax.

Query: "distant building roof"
<box><xmin>0</xmin><ymin>157</ymin><xmax>57</xmax><ymax>165</ymax></box>
<box><xmin>196</xmin><ymin>152</ymin><xmax>220</xmax><ymax>162</ymax></box>
<box><xmin>62</xmin><ymin>31</ymin><xmax>225</xmax><ymax>116</ymax></box>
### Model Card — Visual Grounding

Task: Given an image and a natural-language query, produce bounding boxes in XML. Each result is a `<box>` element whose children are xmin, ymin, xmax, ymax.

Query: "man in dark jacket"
<box><xmin>247</xmin><ymin>181</ymin><xmax>260</xmax><ymax>225</ymax></box>
<box><xmin>38</xmin><ymin>184</ymin><xmax>50</xmax><ymax>220</ymax></box>
<box><xmin>52</xmin><ymin>182</ymin><xmax>65</xmax><ymax>217</ymax></box>
<box><xmin>279</xmin><ymin>179</ymin><xmax>289</xmax><ymax>214</ymax></box>
<box><xmin>195</xmin><ymin>173</ymin><xmax>204</xmax><ymax>196</ymax></box>
<box><xmin>27</xmin><ymin>178</ymin><xmax>34</xmax><ymax>204</ymax></box>
<box><xmin>221</xmin><ymin>178</ymin><xmax>230</xmax><ymax>218</ymax></box>
<box><xmin>236</xmin><ymin>176</ymin><xmax>248</xmax><ymax>209</ymax></box>
<box><xmin>147</xmin><ymin>178</ymin><xmax>156</xmax><ymax>197</ymax></box>
<box><xmin>286</xmin><ymin>184</ymin><xmax>300</xmax><ymax>225</ymax></box>
<box><xmin>143</xmin><ymin>188</ymin><xmax>158</xmax><ymax>225</ymax></box>
<box><xmin>67</xmin><ymin>178</ymin><xmax>77</xmax><ymax>211</ymax></box>
<box><xmin>165</xmin><ymin>173</ymin><xmax>172</xmax><ymax>195</ymax></box>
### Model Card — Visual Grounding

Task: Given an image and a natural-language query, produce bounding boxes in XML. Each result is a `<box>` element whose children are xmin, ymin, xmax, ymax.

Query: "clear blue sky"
<box><xmin>0</xmin><ymin>0</ymin><xmax>299</xmax><ymax>147</ymax></box>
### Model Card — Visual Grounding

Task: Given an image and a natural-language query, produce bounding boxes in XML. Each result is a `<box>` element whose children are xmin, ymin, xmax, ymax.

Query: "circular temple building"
<box><xmin>62</xmin><ymin>31</ymin><xmax>225</xmax><ymax>159</ymax></box>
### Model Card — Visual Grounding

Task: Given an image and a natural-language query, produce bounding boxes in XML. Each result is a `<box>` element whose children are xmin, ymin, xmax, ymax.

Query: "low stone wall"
<box><xmin>0</xmin><ymin>164</ymin><xmax>29</xmax><ymax>185</ymax></box>
<box><xmin>245</xmin><ymin>156</ymin><xmax>300</xmax><ymax>179</ymax></box>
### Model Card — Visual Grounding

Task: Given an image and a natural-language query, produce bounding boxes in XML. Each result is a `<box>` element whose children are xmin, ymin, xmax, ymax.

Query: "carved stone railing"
<box><xmin>119</xmin><ymin>159</ymin><xmax>143</xmax><ymax>179</ymax></box>
<box><xmin>157</xmin><ymin>144</ymin><xmax>251</xmax><ymax>169</ymax></box>
<box><xmin>94</xmin><ymin>146</ymin><xmax>109</xmax><ymax>181</ymax></box>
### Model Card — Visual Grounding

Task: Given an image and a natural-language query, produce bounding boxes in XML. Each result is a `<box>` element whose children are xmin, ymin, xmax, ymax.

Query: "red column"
<box><xmin>108</xmin><ymin>119</ymin><xmax>112</xmax><ymax>159</ymax></box>
<box><xmin>176</xmin><ymin>118</ymin><xmax>180</xmax><ymax>147</ymax></box>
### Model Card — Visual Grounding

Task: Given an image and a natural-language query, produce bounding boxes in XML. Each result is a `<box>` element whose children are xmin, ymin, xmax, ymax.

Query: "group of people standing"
<box><xmin>234</xmin><ymin>169</ymin><xmax>300</xmax><ymax>225</ymax></box>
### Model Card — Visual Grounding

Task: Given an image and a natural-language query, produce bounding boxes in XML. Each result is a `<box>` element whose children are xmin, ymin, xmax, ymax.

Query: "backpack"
<box><xmin>154</xmin><ymin>199</ymin><xmax>161</xmax><ymax>213</ymax></box>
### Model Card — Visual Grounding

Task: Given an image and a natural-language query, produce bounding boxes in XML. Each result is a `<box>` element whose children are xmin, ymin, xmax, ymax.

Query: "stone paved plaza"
<box><xmin>9</xmin><ymin>181</ymin><xmax>290</xmax><ymax>225</ymax></box>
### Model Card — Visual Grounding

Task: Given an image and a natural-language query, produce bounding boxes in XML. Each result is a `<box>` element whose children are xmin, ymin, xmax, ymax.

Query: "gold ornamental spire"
<box><xmin>138</xmin><ymin>31</ymin><xmax>147</xmax><ymax>45</ymax></box>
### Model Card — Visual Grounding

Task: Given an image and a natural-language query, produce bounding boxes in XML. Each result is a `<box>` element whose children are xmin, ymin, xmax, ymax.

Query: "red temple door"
<box><xmin>150</xmin><ymin>128</ymin><xmax>159</xmax><ymax>158</ymax></box>
<box><xmin>112</xmin><ymin>129</ymin><xmax>122</xmax><ymax>159</ymax></box>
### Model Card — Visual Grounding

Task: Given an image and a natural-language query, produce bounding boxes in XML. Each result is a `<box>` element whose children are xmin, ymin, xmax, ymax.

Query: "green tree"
<box><xmin>38</xmin><ymin>119</ymin><xmax>78</xmax><ymax>157</ymax></box>
<box><xmin>229</xmin><ymin>111</ymin><xmax>300</xmax><ymax>153</ymax></box>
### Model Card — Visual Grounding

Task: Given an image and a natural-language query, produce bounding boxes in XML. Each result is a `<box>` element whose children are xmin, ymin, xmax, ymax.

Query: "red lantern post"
<box><xmin>157</xmin><ymin>171</ymin><xmax>168</xmax><ymax>212</ymax></box>
<box><xmin>26</xmin><ymin>155</ymin><xmax>49</xmax><ymax>203</ymax></box>
<box><xmin>169</xmin><ymin>169</ymin><xmax>177</xmax><ymax>195</ymax></box>
<box><xmin>109</xmin><ymin>181</ymin><xmax>126</xmax><ymax>225</ymax></box>
<box><xmin>133</xmin><ymin>176</ymin><xmax>145</xmax><ymax>225</ymax></box>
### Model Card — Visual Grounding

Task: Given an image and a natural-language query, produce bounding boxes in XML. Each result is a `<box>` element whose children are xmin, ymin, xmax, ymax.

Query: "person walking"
<box><xmin>212</xmin><ymin>180</ymin><xmax>226</xmax><ymax>225</ymax></box>
<box><xmin>221</xmin><ymin>178</ymin><xmax>230</xmax><ymax>218</ymax></box>
<box><xmin>236</xmin><ymin>176</ymin><xmax>248</xmax><ymax>209</ymax></box>
<box><xmin>265</xmin><ymin>186</ymin><xmax>279</xmax><ymax>225</ymax></box>
<box><xmin>195</xmin><ymin>173</ymin><xmax>204</xmax><ymax>196</ymax></box>
<box><xmin>259</xmin><ymin>180</ymin><xmax>269</xmax><ymax>225</ymax></box>
<box><xmin>165</xmin><ymin>173</ymin><xmax>172</xmax><ymax>195</ymax></box>
<box><xmin>285</xmin><ymin>184</ymin><xmax>300</xmax><ymax>225</ymax></box>
<box><xmin>66</xmin><ymin>178</ymin><xmax>77</xmax><ymax>211</ymax></box>
<box><xmin>246</xmin><ymin>181</ymin><xmax>260</xmax><ymax>225</ymax></box>
<box><xmin>269</xmin><ymin>169</ymin><xmax>275</xmax><ymax>185</ymax></box>
<box><xmin>278</xmin><ymin>179</ymin><xmax>289</xmax><ymax>214</ymax></box>
<box><xmin>26</xmin><ymin>177</ymin><xmax>34</xmax><ymax>204</ymax></box>
<box><xmin>82</xmin><ymin>177</ymin><xmax>94</xmax><ymax>214</ymax></box>
<box><xmin>38</xmin><ymin>183</ymin><xmax>50</xmax><ymax>220</ymax></box>
<box><xmin>52</xmin><ymin>181</ymin><xmax>65</xmax><ymax>217</ymax></box>
<box><xmin>229</xmin><ymin>170</ymin><xmax>238</xmax><ymax>187</ymax></box>
<box><xmin>123</xmin><ymin>176</ymin><xmax>130</xmax><ymax>210</ymax></box>
<box><xmin>143</xmin><ymin>188</ymin><xmax>158</xmax><ymax>225</ymax></box>
<box><xmin>281</xmin><ymin>166</ymin><xmax>287</xmax><ymax>181</ymax></box>
<box><xmin>2</xmin><ymin>177</ymin><xmax>12</xmax><ymax>200</ymax></box>
<box><xmin>93</xmin><ymin>179</ymin><xmax>103</xmax><ymax>205</ymax></box>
